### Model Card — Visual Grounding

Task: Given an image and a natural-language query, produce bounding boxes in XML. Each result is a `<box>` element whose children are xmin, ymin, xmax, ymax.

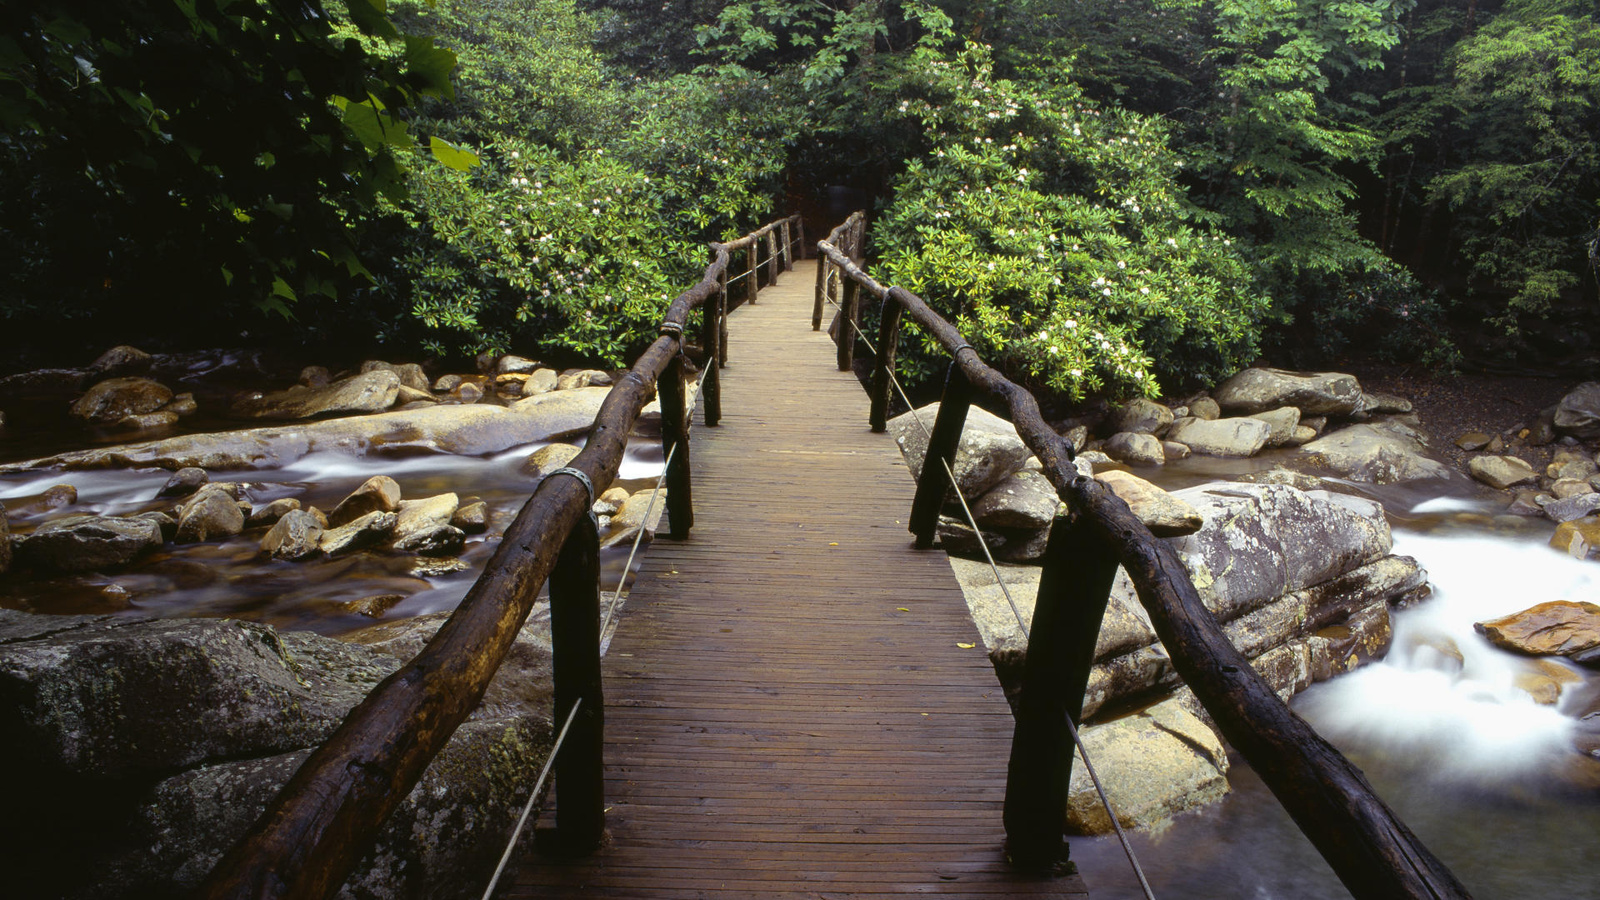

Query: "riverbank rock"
<box><xmin>231</xmin><ymin>370</ymin><xmax>401</xmax><ymax>420</ymax></box>
<box><xmin>1475</xmin><ymin>601</ymin><xmax>1600</xmax><ymax>658</ymax></box>
<box><xmin>320</xmin><ymin>510</ymin><xmax>397</xmax><ymax>555</ymax></box>
<box><xmin>260</xmin><ymin>509</ymin><xmax>325</xmax><ymax>560</ymax></box>
<box><xmin>523</xmin><ymin>442</ymin><xmax>582</xmax><ymax>479</ymax></box>
<box><xmin>1066</xmin><ymin>697</ymin><xmax>1229</xmax><ymax>835</ymax></box>
<box><xmin>174</xmin><ymin>486</ymin><xmax>246</xmax><ymax>543</ymax></box>
<box><xmin>888</xmin><ymin>404</ymin><xmax>1031</xmax><ymax>498</ymax></box>
<box><xmin>70</xmin><ymin>377</ymin><xmax>174</xmax><ymax>426</ymax></box>
<box><xmin>1104</xmin><ymin>431</ymin><xmax>1165</xmax><ymax>465</ymax></box>
<box><xmin>156</xmin><ymin>467</ymin><xmax>209</xmax><ymax>499</ymax></box>
<box><xmin>1552</xmin><ymin>518</ymin><xmax>1600</xmax><ymax>560</ymax></box>
<box><xmin>17</xmin><ymin>515</ymin><xmax>164</xmax><ymax>573</ymax></box>
<box><xmin>0</xmin><ymin>608</ymin><xmax>554</xmax><ymax>898</ymax></box>
<box><xmin>3</xmin><ymin>392</ymin><xmax>614</xmax><ymax>473</ymax></box>
<box><xmin>1247</xmin><ymin>406</ymin><xmax>1302</xmax><ymax>448</ymax></box>
<box><xmin>1214</xmin><ymin>368</ymin><xmax>1363</xmax><ymax>416</ymax></box>
<box><xmin>1468</xmin><ymin>455</ymin><xmax>1539</xmax><ymax>490</ymax></box>
<box><xmin>602</xmin><ymin>490</ymin><xmax>667</xmax><ymax>549</ymax></box>
<box><xmin>329</xmin><ymin>475</ymin><xmax>403</xmax><ymax>527</ymax></box>
<box><xmin>1302</xmin><ymin>422</ymin><xmax>1449</xmax><ymax>483</ymax></box>
<box><xmin>1108</xmin><ymin>399</ymin><xmax>1174</xmax><ymax>436</ymax></box>
<box><xmin>1094</xmin><ymin>470</ymin><xmax>1203</xmax><ymax>537</ymax></box>
<box><xmin>1554</xmin><ymin>383</ymin><xmax>1600</xmax><ymax>439</ymax></box>
<box><xmin>971</xmin><ymin>470</ymin><xmax>1060</xmax><ymax>529</ymax></box>
<box><xmin>1166</xmin><ymin>416</ymin><xmax>1271</xmax><ymax>457</ymax></box>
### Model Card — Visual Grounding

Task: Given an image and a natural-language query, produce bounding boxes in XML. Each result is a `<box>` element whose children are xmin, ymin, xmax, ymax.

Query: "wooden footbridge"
<box><xmin>201</xmin><ymin>215</ymin><xmax>1475</xmax><ymax>900</ymax></box>
<box><xmin>508</xmin><ymin>258</ymin><xmax>1078</xmax><ymax>897</ymax></box>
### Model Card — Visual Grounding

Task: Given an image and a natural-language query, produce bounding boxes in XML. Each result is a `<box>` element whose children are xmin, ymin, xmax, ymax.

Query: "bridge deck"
<box><xmin>508</xmin><ymin>260</ymin><xmax>1086</xmax><ymax>898</ymax></box>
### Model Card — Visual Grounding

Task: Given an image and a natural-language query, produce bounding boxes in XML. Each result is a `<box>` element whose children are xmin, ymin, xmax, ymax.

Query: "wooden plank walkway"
<box><xmin>507</xmin><ymin>260</ymin><xmax>1087</xmax><ymax>898</ymax></box>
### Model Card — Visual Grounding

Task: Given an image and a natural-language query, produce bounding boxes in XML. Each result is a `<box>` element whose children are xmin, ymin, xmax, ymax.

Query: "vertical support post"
<box><xmin>781</xmin><ymin>221</ymin><xmax>794</xmax><ymax>271</ymax></box>
<box><xmin>795</xmin><ymin>217</ymin><xmax>807</xmax><ymax>261</ymax></box>
<box><xmin>548</xmin><ymin>512</ymin><xmax>605</xmax><ymax>855</ymax></box>
<box><xmin>766</xmin><ymin>229</ymin><xmax>780</xmax><ymax>285</ymax></box>
<box><xmin>659</xmin><ymin>353</ymin><xmax>694</xmax><ymax>538</ymax></box>
<box><xmin>812</xmin><ymin>250</ymin><xmax>827</xmax><ymax>331</ymax></box>
<box><xmin>1003</xmin><ymin>513</ymin><xmax>1118</xmax><ymax>870</ymax></box>
<box><xmin>717</xmin><ymin>265</ymin><xmax>730</xmax><ymax>367</ymax></box>
<box><xmin>908</xmin><ymin>362</ymin><xmax>972</xmax><ymax>548</ymax></box>
<box><xmin>836</xmin><ymin>277</ymin><xmax>860</xmax><ymax>372</ymax></box>
<box><xmin>869</xmin><ymin>295</ymin><xmax>904</xmax><ymax>432</ymax></box>
<box><xmin>703</xmin><ymin>286</ymin><xmax>722</xmax><ymax>427</ymax></box>
<box><xmin>747</xmin><ymin>244</ymin><xmax>759</xmax><ymax>306</ymax></box>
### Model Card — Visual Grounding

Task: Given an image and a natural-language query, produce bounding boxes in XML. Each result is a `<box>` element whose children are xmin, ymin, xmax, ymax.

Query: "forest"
<box><xmin>2</xmin><ymin>0</ymin><xmax>1596</xmax><ymax>402</ymax></box>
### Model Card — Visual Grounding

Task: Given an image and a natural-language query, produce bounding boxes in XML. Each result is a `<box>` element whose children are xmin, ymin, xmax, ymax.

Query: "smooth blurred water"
<box><xmin>1074</xmin><ymin>505</ymin><xmax>1600</xmax><ymax>899</ymax></box>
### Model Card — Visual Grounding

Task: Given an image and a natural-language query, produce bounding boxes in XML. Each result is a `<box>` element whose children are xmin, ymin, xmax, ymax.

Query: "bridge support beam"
<box><xmin>869</xmin><ymin>297</ymin><xmax>903</xmax><ymax>433</ymax></box>
<box><xmin>836</xmin><ymin>278</ymin><xmax>861</xmax><ymax>372</ymax></box>
<box><xmin>1003</xmin><ymin>513</ymin><xmax>1117</xmax><ymax>869</ymax></box>
<box><xmin>704</xmin><ymin>275</ymin><xmax>723</xmax><ymax>427</ymax></box>
<box><xmin>660</xmin><ymin>353</ymin><xmax>695</xmax><ymax>539</ymax></box>
<box><xmin>908</xmin><ymin>362</ymin><xmax>971</xmax><ymax>548</ymax></box>
<box><xmin>546</xmin><ymin>512</ymin><xmax>606</xmax><ymax>855</ymax></box>
<box><xmin>812</xmin><ymin>253</ymin><xmax>828</xmax><ymax>331</ymax></box>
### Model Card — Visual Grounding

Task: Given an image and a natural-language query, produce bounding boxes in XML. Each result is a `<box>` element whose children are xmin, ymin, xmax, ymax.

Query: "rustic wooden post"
<box><xmin>812</xmin><ymin>249</ymin><xmax>828</xmax><ymax>331</ymax></box>
<box><xmin>836</xmin><ymin>277</ymin><xmax>861</xmax><ymax>372</ymax></box>
<box><xmin>1003</xmin><ymin>513</ymin><xmax>1118</xmax><ymax>869</ymax></box>
<box><xmin>659</xmin><ymin>352</ymin><xmax>694</xmax><ymax>538</ymax></box>
<box><xmin>717</xmin><ymin>264</ymin><xmax>730</xmax><ymax>367</ymax></box>
<box><xmin>869</xmin><ymin>296</ymin><xmax>904</xmax><ymax>432</ymax></box>
<box><xmin>547</xmin><ymin>510</ymin><xmax>606</xmax><ymax>855</ymax></box>
<box><xmin>703</xmin><ymin>273</ymin><xmax>723</xmax><ymax>427</ymax></box>
<box><xmin>780</xmin><ymin>221</ymin><xmax>793</xmax><ymax>271</ymax></box>
<box><xmin>747</xmin><ymin>244</ymin><xmax>759</xmax><ymax>306</ymax></box>
<box><xmin>766</xmin><ymin>229</ymin><xmax>780</xmax><ymax>285</ymax></box>
<box><xmin>795</xmin><ymin>217</ymin><xmax>807</xmax><ymax>261</ymax></box>
<box><xmin>908</xmin><ymin>361</ymin><xmax>971</xmax><ymax>548</ymax></box>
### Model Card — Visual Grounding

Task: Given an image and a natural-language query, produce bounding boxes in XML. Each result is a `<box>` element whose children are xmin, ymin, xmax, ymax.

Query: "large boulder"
<box><xmin>329</xmin><ymin>475</ymin><xmax>403</xmax><ymax>527</ymax></box>
<box><xmin>1107</xmin><ymin>399</ymin><xmax>1174</xmax><ymax>436</ymax></box>
<box><xmin>174</xmin><ymin>486</ymin><xmax>246</xmax><ymax>543</ymax></box>
<box><xmin>1166</xmin><ymin>416</ymin><xmax>1271</xmax><ymax>457</ymax></box>
<box><xmin>0</xmin><ymin>612</ymin><xmax>394</xmax><ymax>783</ymax></box>
<box><xmin>1247</xmin><ymin>406</ymin><xmax>1302</xmax><ymax>448</ymax></box>
<box><xmin>1066</xmin><ymin>698</ymin><xmax>1229</xmax><ymax>834</ymax></box>
<box><xmin>260</xmin><ymin>509</ymin><xmax>325</xmax><ymax>560</ymax></box>
<box><xmin>888</xmin><ymin>403</ymin><xmax>1031</xmax><ymax>498</ymax></box>
<box><xmin>1552</xmin><ymin>518</ymin><xmax>1600</xmax><ymax>560</ymax></box>
<box><xmin>971</xmin><ymin>469</ymin><xmax>1060</xmax><ymax>529</ymax></box>
<box><xmin>1166</xmin><ymin>484</ymin><xmax>1393</xmax><ymax>621</ymax></box>
<box><xmin>0</xmin><ymin>608</ymin><xmax>554</xmax><ymax>899</ymax></box>
<box><xmin>522</xmin><ymin>442</ymin><xmax>582</xmax><ymax>479</ymax></box>
<box><xmin>231</xmin><ymin>370</ymin><xmax>401</xmax><ymax>420</ymax></box>
<box><xmin>1103</xmin><ymin>431</ymin><xmax>1165</xmax><ymax>466</ymax></box>
<box><xmin>1302</xmin><ymin>422</ymin><xmax>1449</xmax><ymax>483</ymax></box>
<box><xmin>1093</xmin><ymin>470</ymin><xmax>1203</xmax><ymax>537</ymax></box>
<box><xmin>86</xmin><ymin>345</ymin><xmax>154</xmax><ymax>382</ymax></box>
<box><xmin>1468</xmin><ymin>455</ymin><xmax>1539</xmax><ymax>490</ymax></box>
<box><xmin>3</xmin><ymin>395</ymin><xmax>612</xmax><ymax>473</ymax></box>
<box><xmin>70</xmin><ymin>377</ymin><xmax>173</xmax><ymax>425</ymax></box>
<box><xmin>17</xmin><ymin>515</ymin><xmax>164</xmax><ymax>573</ymax></box>
<box><xmin>1554</xmin><ymin>382</ymin><xmax>1600</xmax><ymax>439</ymax></box>
<box><xmin>1475</xmin><ymin>601</ymin><xmax>1600</xmax><ymax>658</ymax></box>
<box><xmin>1213</xmin><ymin>367</ymin><xmax>1363</xmax><ymax>416</ymax></box>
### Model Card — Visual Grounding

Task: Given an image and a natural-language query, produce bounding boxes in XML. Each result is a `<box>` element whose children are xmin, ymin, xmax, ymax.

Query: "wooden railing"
<box><xmin>815</xmin><ymin>212</ymin><xmax>1473</xmax><ymax>900</ymax></box>
<box><xmin>199</xmin><ymin>213</ymin><xmax>803</xmax><ymax>900</ymax></box>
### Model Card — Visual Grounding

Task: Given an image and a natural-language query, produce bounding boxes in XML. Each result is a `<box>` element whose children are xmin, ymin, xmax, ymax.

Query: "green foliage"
<box><xmin>874</xmin><ymin>43</ymin><xmax>1268</xmax><ymax>399</ymax></box>
<box><xmin>1420</xmin><ymin>0</ymin><xmax>1600</xmax><ymax>327</ymax></box>
<box><xmin>367</xmin><ymin>0</ymin><xmax>795</xmax><ymax>362</ymax></box>
<box><xmin>0</xmin><ymin>0</ymin><xmax>456</xmax><ymax>339</ymax></box>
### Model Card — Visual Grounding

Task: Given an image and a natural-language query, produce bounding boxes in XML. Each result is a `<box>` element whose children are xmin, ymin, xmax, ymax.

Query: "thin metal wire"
<box><xmin>822</xmin><ymin>270</ymin><xmax>1156</xmax><ymax>899</ymax></box>
<box><xmin>480</xmin><ymin>699</ymin><xmax>583</xmax><ymax>900</ymax></box>
<box><xmin>600</xmin><ymin>351</ymin><xmax>716</xmax><ymax>646</ymax></box>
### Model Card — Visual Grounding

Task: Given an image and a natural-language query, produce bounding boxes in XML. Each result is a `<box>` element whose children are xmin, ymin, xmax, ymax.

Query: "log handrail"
<box><xmin>198</xmin><ymin>213</ymin><xmax>802</xmax><ymax>900</ymax></box>
<box><xmin>815</xmin><ymin>214</ymin><xmax>1472</xmax><ymax>900</ymax></box>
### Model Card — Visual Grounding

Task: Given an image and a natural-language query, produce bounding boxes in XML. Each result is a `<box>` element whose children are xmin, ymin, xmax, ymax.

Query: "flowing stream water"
<box><xmin>3</xmin><ymin>375</ymin><xmax>1598</xmax><ymax>897</ymax></box>
<box><xmin>1074</xmin><ymin>485</ymin><xmax>1600</xmax><ymax>898</ymax></box>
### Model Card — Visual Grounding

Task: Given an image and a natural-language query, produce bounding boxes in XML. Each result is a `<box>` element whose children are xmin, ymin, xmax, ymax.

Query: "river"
<box><xmin>2</xmin><ymin>375</ymin><xmax>1595</xmax><ymax>898</ymax></box>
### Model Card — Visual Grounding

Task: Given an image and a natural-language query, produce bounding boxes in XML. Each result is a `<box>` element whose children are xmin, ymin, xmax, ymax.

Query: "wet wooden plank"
<box><xmin>506</xmin><ymin>261</ymin><xmax>1086</xmax><ymax>899</ymax></box>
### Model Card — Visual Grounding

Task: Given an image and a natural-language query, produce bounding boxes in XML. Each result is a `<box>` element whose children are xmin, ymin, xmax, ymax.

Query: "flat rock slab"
<box><xmin>3</xmin><ymin>389</ymin><xmax>613</xmax><ymax>472</ymax></box>
<box><xmin>1476</xmin><ymin>601</ymin><xmax>1600</xmax><ymax>657</ymax></box>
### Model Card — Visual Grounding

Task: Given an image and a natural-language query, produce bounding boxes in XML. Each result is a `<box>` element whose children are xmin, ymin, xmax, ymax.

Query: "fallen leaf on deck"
<box><xmin>956</xmin><ymin>642</ymin><xmax>975</xmax><ymax>649</ymax></box>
